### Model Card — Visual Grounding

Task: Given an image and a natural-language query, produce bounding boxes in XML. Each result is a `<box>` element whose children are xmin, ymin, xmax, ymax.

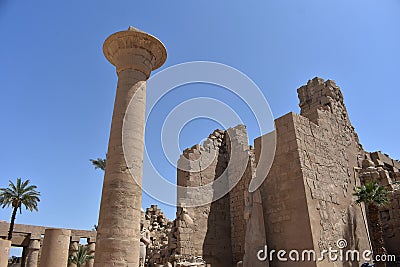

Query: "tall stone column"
<box><xmin>39</xmin><ymin>229</ymin><xmax>71</xmax><ymax>267</ymax></box>
<box><xmin>26</xmin><ymin>239</ymin><xmax>41</xmax><ymax>267</ymax></box>
<box><xmin>0</xmin><ymin>239</ymin><xmax>11</xmax><ymax>267</ymax></box>
<box><xmin>94</xmin><ymin>26</ymin><xmax>167</xmax><ymax>267</ymax></box>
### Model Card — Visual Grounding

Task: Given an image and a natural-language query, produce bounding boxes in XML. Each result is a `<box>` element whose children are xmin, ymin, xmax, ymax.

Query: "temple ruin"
<box><xmin>166</xmin><ymin>77</ymin><xmax>400</xmax><ymax>267</ymax></box>
<box><xmin>1</xmin><ymin>28</ymin><xmax>399</xmax><ymax>267</ymax></box>
<box><xmin>3</xmin><ymin>77</ymin><xmax>399</xmax><ymax>267</ymax></box>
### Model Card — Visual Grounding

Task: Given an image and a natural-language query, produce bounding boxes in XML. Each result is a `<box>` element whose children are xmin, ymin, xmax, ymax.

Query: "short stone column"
<box><xmin>26</xmin><ymin>239</ymin><xmax>41</xmax><ymax>267</ymax></box>
<box><xmin>94</xmin><ymin>26</ymin><xmax>167</xmax><ymax>267</ymax></box>
<box><xmin>68</xmin><ymin>238</ymin><xmax>79</xmax><ymax>267</ymax></box>
<box><xmin>39</xmin><ymin>229</ymin><xmax>71</xmax><ymax>267</ymax></box>
<box><xmin>85</xmin><ymin>242</ymin><xmax>95</xmax><ymax>267</ymax></box>
<box><xmin>0</xmin><ymin>239</ymin><xmax>11</xmax><ymax>267</ymax></box>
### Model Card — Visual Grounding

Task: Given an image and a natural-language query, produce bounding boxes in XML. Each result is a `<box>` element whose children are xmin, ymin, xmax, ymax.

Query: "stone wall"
<box><xmin>227</xmin><ymin>126</ymin><xmax>254</xmax><ymax>264</ymax></box>
<box><xmin>175</xmin><ymin>129</ymin><xmax>232</xmax><ymax>266</ymax></box>
<box><xmin>174</xmin><ymin>78</ymin><xmax>377</xmax><ymax>267</ymax></box>
<box><xmin>295</xmin><ymin>78</ymin><xmax>371</xmax><ymax>266</ymax></box>
<box><xmin>256</xmin><ymin>78</ymin><xmax>371</xmax><ymax>267</ymax></box>
<box><xmin>362</xmin><ymin>151</ymin><xmax>400</xmax><ymax>256</ymax></box>
<box><xmin>256</xmin><ymin>113</ymin><xmax>315</xmax><ymax>267</ymax></box>
<box><xmin>174</xmin><ymin>125</ymin><xmax>253</xmax><ymax>266</ymax></box>
<box><xmin>384</xmin><ymin>189</ymin><xmax>400</xmax><ymax>256</ymax></box>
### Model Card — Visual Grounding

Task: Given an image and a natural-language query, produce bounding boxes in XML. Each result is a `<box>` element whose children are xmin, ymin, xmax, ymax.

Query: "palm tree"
<box><xmin>353</xmin><ymin>181</ymin><xmax>388</xmax><ymax>260</ymax></box>
<box><xmin>68</xmin><ymin>244</ymin><xmax>94</xmax><ymax>267</ymax></box>
<box><xmin>90</xmin><ymin>158</ymin><xmax>106</xmax><ymax>171</ymax></box>
<box><xmin>0</xmin><ymin>178</ymin><xmax>40</xmax><ymax>240</ymax></box>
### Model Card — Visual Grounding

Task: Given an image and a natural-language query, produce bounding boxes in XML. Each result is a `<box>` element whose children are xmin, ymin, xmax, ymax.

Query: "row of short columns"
<box><xmin>68</xmin><ymin>236</ymin><xmax>95</xmax><ymax>267</ymax></box>
<box><xmin>0</xmin><ymin>229</ymin><xmax>96</xmax><ymax>267</ymax></box>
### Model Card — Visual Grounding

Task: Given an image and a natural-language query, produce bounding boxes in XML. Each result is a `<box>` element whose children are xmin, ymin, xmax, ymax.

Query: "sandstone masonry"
<box><xmin>172</xmin><ymin>77</ymin><xmax>399</xmax><ymax>267</ymax></box>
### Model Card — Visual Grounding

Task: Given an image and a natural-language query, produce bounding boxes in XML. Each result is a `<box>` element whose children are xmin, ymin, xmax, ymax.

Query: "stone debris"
<box><xmin>176</xmin><ymin>256</ymin><xmax>206</xmax><ymax>266</ymax></box>
<box><xmin>141</xmin><ymin>205</ymin><xmax>173</xmax><ymax>267</ymax></box>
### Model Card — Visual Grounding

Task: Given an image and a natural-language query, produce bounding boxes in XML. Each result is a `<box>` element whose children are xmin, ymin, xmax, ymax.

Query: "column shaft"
<box><xmin>68</xmin><ymin>241</ymin><xmax>79</xmax><ymax>267</ymax></box>
<box><xmin>94</xmin><ymin>26</ymin><xmax>166</xmax><ymax>267</ymax></box>
<box><xmin>95</xmin><ymin>69</ymin><xmax>146</xmax><ymax>266</ymax></box>
<box><xmin>0</xmin><ymin>239</ymin><xmax>11</xmax><ymax>267</ymax></box>
<box><xmin>39</xmin><ymin>229</ymin><xmax>71</xmax><ymax>267</ymax></box>
<box><xmin>85</xmin><ymin>242</ymin><xmax>95</xmax><ymax>267</ymax></box>
<box><xmin>26</xmin><ymin>239</ymin><xmax>40</xmax><ymax>267</ymax></box>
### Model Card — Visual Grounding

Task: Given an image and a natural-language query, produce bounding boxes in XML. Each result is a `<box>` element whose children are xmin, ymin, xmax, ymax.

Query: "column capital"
<box><xmin>87</xmin><ymin>236</ymin><xmax>96</xmax><ymax>243</ymax></box>
<box><xmin>28</xmin><ymin>239</ymin><xmax>41</xmax><ymax>250</ymax></box>
<box><xmin>103</xmin><ymin>26</ymin><xmax>167</xmax><ymax>78</ymax></box>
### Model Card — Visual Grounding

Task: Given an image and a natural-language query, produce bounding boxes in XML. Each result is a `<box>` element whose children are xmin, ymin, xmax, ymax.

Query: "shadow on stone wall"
<box><xmin>203</xmin><ymin>135</ymin><xmax>233</xmax><ymax>267</ymax></box>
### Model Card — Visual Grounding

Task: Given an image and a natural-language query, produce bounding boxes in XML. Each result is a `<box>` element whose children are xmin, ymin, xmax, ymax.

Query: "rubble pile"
<box><xmin>141</xmin><ymin>205</ymin><xmax>173</xmax><ymax>266</ymax></box>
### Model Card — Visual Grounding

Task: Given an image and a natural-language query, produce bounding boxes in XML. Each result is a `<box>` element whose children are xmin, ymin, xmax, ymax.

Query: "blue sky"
<box><xmin>0</xmin><ymin>0</ymin><xmax>399</xmax><ymax>248</ymax></box>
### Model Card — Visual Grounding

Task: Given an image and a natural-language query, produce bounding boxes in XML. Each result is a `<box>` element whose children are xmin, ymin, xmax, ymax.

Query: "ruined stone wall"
<box><xmin>297</xmin><ymin>78</ymin><xmax>400</xmax><ymax>262</ymax></box>
<box><xmin>173</xmin><ymin>77</ymin><xmax>396</xmax><ymax>267</ymax></box>
<box><xmin>363</xmin><ymin>151</ymin><xmax>400</xmax><ymax>256</ymax></box>
<box><xmin>141</xmin><ymin>205</ymin><xmax>172</xmax><ymax>266</ymax></box>
<box><xmin>384</xmin><ymin>189</ymin><xmax>400</xmax><ymax>256</ymax></box>
<box><xmin>256</xmin><ymin>78</ymin><xmax>371</xmax><ymax>267</ymax></box>
<box><xmin>175</xmin><ymin>129</ymin><xmax>232</xmax><ymax>266</ymax></box>
<box><xmin>175</xmin><ymin>125</ymin><xmax>252</xmax><ymax>266</ymax></box>
<box><xmin>256</xmin><ymin>113</ymin><xmax>315</xmax><ymax>267</ymax></box>
<box><xmin>226</xmin><ymin>125</ymin><xmax>254</xmax><ymax>265</ymax></box>
<box><xmin>296</xmin><ymin>78</ymin><xmax>370</xmax><ymax>266</ymax></box>
<box><xmin>370</xmin><ymin>152</ymin><xmax>400</xmax><ymax>174</ymax></box>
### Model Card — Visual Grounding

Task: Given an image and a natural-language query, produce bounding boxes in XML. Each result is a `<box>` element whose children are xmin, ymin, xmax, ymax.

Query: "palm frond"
<box><xmin>0</xmin><ymin>178</ymin><xmax>41</xmax><ymax>240</ymax></box>
<box><xmin>0</xmin><ymin>179</ymin><xmax>41</xmax><ymax>213</ymax></box>
<box><xmin>353</xmin><ymin>181</ymin><xmax>388</xmax><ymax>207</ymax></box>
<box><xmin>68</xmin><ymin>245</ymin><xmax>94</xmax><ymax>266</ymax></box>
<box><xmin>90</xmin><ymin>158</ymin><xmax>106</xmax><ymax>171</ymax></box>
